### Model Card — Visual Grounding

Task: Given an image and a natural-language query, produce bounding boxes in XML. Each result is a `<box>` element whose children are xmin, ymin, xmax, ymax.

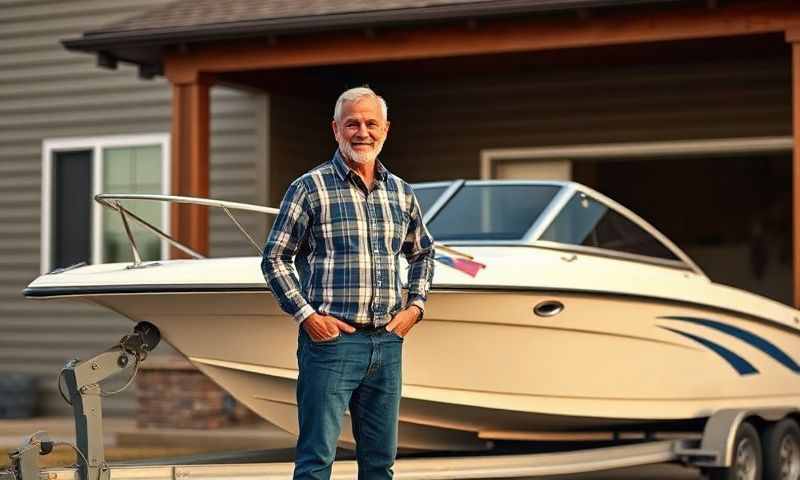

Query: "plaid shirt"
<box><xmin>261</xmin><ymin>150</ymin><xmax>435</xmax><ymax>326</ymax></box>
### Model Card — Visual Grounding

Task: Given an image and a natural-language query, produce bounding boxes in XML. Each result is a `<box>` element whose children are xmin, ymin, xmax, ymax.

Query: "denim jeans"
<box><xmin>293</xmin><ymin>326</ymin><xmax>403</xmax><ymax>480</ymax></box>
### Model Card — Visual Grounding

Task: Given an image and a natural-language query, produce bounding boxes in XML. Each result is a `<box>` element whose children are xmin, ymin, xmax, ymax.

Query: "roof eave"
<box><xmin>61</xmin><ymin>0</ymin><xmax>681</xmax><ymax>67</ymax></box>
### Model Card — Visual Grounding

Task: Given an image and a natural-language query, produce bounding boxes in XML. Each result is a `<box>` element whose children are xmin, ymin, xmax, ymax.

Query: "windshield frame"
<box><xmin>412</xmin><ymin>180</ymin><xmax>705</xmax><ymax>277</ymax></box>
<box><xmin>413</xmin><ymin>180</ymin><xmax>464</xmax><ymax>225</ymax></box>
<box><xmin>418</xmin><ymin>179</ymin><xmax>568</xmax><ymax>243</ymax></box>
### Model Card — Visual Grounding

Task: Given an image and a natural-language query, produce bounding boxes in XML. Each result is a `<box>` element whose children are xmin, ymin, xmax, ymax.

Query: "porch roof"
<box><xmin>61</xmin><ymin>0</ymin><xmax>680</xmax><ymax>70</ymax></box>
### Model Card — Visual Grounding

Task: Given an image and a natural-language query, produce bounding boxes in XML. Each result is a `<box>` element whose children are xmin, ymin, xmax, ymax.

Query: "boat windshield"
<box><xmin>539</xmin><ymin>192</ymin><xmax>680</xmax><ymax>261</ymax></box>
<box><xmin>425</xmin><ymin>183</ymin><xmax>560</xmax><ymax>241</ymax></box>
<box><xmin>413</xmin><ymin>184</ymin><xmax>449</xmax><ymax>216</ymax></box>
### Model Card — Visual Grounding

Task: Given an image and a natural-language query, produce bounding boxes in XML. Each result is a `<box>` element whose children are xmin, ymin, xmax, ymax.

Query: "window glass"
<box><xmin>102</xmin><ymin>145</ymin><xmax>163</xmax><ymax>262</ymax></box>
<box><xmin>428</xmin><ymin>184</ymin><xmax>559</xmax><ymax>241</ymax></box>
<box><xmin>52</xmin><ymin>150</ymin><xmax>92</xmax><ymax>270</ymax></box>
<box><xmin>540</xmin><ymin>193</ymin><xmax>679</xmax><ymax>260</ymax></box>
<box><xmin>412</xmin><ymin>185</ymin><xmax>447</xmax><ymax>216</ymax></box>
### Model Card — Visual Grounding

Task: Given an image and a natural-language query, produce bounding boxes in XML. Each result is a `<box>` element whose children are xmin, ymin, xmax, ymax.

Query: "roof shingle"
<box><xmin>94</xmin><ymin>0</ymin><xmax>503</xmax><ymax>34</ymax></box>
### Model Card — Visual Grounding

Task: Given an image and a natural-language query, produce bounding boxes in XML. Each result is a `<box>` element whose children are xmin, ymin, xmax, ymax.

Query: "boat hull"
<box><xmin>72</xmin><ymin>287</ymin><xmax>800</xmax><ymax>450</ymax></box>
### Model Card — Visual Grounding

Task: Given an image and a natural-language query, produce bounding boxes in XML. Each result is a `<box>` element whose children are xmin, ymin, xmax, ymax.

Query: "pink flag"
<box><xmin>435</xmin><ymin>255</ymin><xmax>486</xmax><ymax>277</ymax></box>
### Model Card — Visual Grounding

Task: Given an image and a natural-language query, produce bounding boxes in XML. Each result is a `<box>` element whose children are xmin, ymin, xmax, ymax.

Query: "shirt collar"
<box><xmin>332</xmin><ymin>149</ymin><xmax>389</xmax><ymax>184</ymax></box>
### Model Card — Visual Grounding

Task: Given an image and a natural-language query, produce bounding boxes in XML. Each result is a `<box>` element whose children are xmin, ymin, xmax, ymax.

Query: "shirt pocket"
<box><xmin>314</xmin><ymin>205</ymin><xmax>361</xmax><ymax>254</ymax></box>
<box><xmin>389</xmin><ymin>206</ymin><xmax>411</xmax><ymax>255</ymax></box>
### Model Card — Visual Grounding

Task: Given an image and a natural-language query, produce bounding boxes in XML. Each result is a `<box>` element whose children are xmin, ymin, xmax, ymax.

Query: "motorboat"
<box><xmin>24</xmin><ymin>180</ymin><xmax>800</xmax><ymax>451</ymax></box>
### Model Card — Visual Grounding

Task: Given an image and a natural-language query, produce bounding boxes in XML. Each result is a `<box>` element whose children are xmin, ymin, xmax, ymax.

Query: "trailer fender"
<box><xmin>677</xmin><ymin>408</ymin><xmax>799</xmax><ymax>467</ymax></box>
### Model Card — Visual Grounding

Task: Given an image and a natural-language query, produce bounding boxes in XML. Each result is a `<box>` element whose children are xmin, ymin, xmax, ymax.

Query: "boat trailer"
<box><xmin>3</xmin><ymin>321</ymin><xmax>799</xmax><ymax>480</ymax></box>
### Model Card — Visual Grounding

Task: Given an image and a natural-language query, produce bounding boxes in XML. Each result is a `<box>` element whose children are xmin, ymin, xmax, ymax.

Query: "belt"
<box><xmin>349</xmin><ymin>322</ymin><xmax>384</xmax><ymax>332</ymax></box>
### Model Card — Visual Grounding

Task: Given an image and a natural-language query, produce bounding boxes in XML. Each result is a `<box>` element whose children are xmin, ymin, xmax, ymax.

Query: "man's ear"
<box><xmin>331</xmin><ymin>120</ymin><xmax>339</xmax><ymax>139</ymax></box>
<box><xmin>384</xmin><ymin>120</ymin><xmax>390</xmax><ymax>134</ymax></box>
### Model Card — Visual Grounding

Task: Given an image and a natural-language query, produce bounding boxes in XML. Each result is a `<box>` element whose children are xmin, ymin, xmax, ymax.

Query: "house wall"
<box><xmin>379</xmin><ymin>56</ymin><xmax>792</xmax><ymax>182</ymax></box>
<box><xmin>266</xmin><ymin>55</ymin><xmax>791</xmax><ymax>190</ymax></box>
<box><xmin>268</xmin><ymin>94</ymin><xmax>333</xmax><ymax>207</ymax></box>
<box><xmin>0</xmin><ymin>0</ymin><xmax>263</xmax><ymax>416</ymax></box>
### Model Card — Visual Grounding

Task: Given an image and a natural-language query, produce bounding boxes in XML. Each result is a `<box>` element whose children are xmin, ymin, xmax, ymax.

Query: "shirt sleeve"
<box><xmin>401</xmin><ymin>190</ymin><xmax>435</xmax><ymax>317</ymax></box>
<box><xmin>261</xmin><ymin>180</ymin><xmax>316</xmax><ymax>323</ymax></box>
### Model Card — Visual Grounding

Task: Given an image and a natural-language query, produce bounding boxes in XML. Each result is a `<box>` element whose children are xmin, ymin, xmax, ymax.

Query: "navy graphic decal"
<box><xmin>658</xmin><ymin>326</ymin><xmax>758</xmax><ymax>375</ymax></box>
<box><xmin>660</xmin><ymin>316</ymin><xmax>800</xmax><ymax>373</ymax></box>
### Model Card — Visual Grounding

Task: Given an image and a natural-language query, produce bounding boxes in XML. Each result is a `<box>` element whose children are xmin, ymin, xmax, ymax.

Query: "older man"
<box><xmin>261</xmin><ymin>87</ymin><xmax>435</xmax><ymax>480</ymax></box>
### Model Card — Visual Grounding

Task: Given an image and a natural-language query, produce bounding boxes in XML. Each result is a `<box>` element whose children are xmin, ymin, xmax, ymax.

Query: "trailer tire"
<box><xmin>762</xmin><ymin>418</ymin><xmax>800</xmax><ymax>480</ymax></box>
<box><xmin>707</xmin><ymin>421</ymin><xmax>762</xmax><ymax>480</ymax></box>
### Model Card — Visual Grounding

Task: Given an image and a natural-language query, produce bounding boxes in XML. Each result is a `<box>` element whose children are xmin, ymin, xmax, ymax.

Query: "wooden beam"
<box><xmin>792</xmin><ymin>37</ymin><xmax>800</xmax><ymax>308</ymax></box>
<box><xmin>170</xmin><ymin>74</ymin><xmax>213</xmax><ymax>258</ymax></box>
<box><xmin>166</xmin><ymin>1</ymin><xmax>800</xmax><ymax>81</ymax></box>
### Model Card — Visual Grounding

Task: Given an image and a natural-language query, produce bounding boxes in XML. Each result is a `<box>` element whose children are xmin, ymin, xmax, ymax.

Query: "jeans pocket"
<box><xmin>385</xmin><ymin>328</ymin><xmax>404</xmax><ymax>341</ymax></box>
<box><xmin>311</xmin><ymin>332</ymin><xmax>341</xmax><ymax>345</ymax></box>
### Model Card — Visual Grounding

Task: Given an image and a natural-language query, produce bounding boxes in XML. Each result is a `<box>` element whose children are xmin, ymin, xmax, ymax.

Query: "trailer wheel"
<box><xmin>707</xmin><ymin>421</ymin><xmax>762</xmax><ymax>480</ymax></box>
<box><xmin>762</xmin><ymin>418</ymin><xmax>800</xmax><ymax>480</ymax></box>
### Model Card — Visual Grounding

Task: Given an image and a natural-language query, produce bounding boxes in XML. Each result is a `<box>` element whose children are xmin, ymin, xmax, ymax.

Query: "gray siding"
<box><xmin>0</xmin><ymin>0</ymin><xmax>262</xmax><ymax>417</ymax></box>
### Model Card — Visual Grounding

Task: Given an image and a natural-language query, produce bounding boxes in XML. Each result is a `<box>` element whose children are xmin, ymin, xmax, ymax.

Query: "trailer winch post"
<box><xmin>56</xmin><ymin>322</ymin><xmax>161</xmax><ymax>480</ymax></box>
<box><xmin>62</xmin><ymin>349</ymin><xmax>131</xmax><ymax>480</ymax></box>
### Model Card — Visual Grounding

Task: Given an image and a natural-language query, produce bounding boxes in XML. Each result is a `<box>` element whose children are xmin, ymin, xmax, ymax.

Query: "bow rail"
<box><xmin>95</xmin><ymin>193</ymin><xmax>279</xmax><ymax>268</ymax></box>
<box><xmin>95</xmin><ymin>193</ymin><xmax>472</xmax><ymax>270</ymax></box>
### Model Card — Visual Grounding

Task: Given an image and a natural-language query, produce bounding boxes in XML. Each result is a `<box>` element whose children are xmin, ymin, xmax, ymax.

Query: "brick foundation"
<box><xmin>136</xmin><ymin>355</ymin><xmax>261</xmax><ymax>429</ymax></box>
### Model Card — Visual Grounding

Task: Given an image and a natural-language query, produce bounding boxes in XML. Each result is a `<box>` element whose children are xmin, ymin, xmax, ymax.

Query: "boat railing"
<box><xmin>95</xmin><ymin>193</ymin><xmax>279</xmax><ymax>268</ymax></box>
<box><xmin>94</xmin><ymin>193</ymin><xmax>474</xmax><ymax>270</ymax></box>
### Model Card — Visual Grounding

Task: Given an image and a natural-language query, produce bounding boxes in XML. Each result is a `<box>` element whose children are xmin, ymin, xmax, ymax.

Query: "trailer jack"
<box><xmin>5</xmin><ymin>322</ymin><xmax>160</xmax><ymax>480</ymax></box>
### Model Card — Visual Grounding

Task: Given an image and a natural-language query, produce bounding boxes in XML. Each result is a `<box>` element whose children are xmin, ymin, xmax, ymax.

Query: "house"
<box><xmin>3</xmin><ymin>0</ymin><xmax>799</xmax><ymax>417</ymax></box>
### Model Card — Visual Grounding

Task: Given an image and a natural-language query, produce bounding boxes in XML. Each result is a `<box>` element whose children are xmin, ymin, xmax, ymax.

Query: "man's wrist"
<box><xmin>294</xmin><ymin>305</ymin><xmax>316</xmax><ymax>324</ymax></box>
<box><xmin>407</xmin><ymin>304</ymin><xmax>424</xmax><ymax>322</ymax></box>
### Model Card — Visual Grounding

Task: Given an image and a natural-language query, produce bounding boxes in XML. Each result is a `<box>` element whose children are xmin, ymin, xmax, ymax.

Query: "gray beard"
<box><xmin>338</xmin><ymin>138</ymin><xmax>385</xmax><ymax>165</ymax></box>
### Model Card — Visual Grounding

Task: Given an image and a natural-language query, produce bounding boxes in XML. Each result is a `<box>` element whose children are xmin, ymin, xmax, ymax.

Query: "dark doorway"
<box><xmin>574</xmin><ymin>153</ymin><xmax>792</xmax><ymax>305</ymax></box>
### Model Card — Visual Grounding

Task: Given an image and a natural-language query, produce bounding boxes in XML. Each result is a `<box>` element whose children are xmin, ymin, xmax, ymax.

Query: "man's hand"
<box><xmin>385</xmin><ymin>306</ymin><xmax>421</xmax><ymax>338</ymax></box>
<box><xmin>302</xmin><ymin>313</ymin><xmax>356</xmax><ymax>342</ymax></box>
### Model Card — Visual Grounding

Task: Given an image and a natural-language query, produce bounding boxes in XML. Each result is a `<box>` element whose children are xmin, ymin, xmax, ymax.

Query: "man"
<box><xmin>261</xmin><ymin>86</ymin><xmax>435</xmax><ymax>480</ymax></box>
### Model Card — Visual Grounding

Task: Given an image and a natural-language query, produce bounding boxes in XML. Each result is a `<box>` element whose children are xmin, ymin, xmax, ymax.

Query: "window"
<box><xmin>427</xmin><ymin>184</ymin><xmax>560</xmax><ymax>241</ymax></box>
<box><xmin>539</xmin><ymin>192</ymin><xmax>678</xmax><ymax>261</ymax></box>
<box><xmin>41</xmin><ymin>134</ymin><xmax>170</xmax><ymax>273</ymax></box>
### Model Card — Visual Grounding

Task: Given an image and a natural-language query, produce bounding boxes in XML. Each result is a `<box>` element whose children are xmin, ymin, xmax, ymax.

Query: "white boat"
<box><xmin>24</xmin><ymin>180</ymin><xmax>800</xmax><ymax>451</ymax></box>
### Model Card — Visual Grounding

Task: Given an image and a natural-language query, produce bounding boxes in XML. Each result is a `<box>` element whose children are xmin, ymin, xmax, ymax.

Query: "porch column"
<box><xmin>169</xmin><ymin>74</ymin><xmax>213</xmax><ymax>258</ymax></box>
<box><xmin>790</xmin><ymin>32</ymin><xmax>800</xmax><ymax>308</ymax></box>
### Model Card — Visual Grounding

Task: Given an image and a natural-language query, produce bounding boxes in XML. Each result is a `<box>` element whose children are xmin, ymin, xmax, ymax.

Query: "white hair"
<box><xmin>333</xmin><ymin>87</ymin><xmax>388</xmax><ymax>123</ymax></box>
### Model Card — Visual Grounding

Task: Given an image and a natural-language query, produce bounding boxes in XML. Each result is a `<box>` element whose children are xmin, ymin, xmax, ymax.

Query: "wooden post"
<box><xmin>169</xmin><ymin>73</ymin><xmax>213</xmax><ymax>258</ymax></box>
<box><xmin>789</xmin><ymin>30</ymin><xmax>800</xmax><ymax>308</ymax></box>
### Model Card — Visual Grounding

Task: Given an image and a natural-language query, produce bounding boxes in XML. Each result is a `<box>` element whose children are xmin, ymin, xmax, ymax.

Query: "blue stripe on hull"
<box><xmin>660</xmin><ymin>316</ymin><xmax>800</xmax><ymax>373</ymax></box>
<box><xmin>658</xmin><ymin>326</ymin><xmax>759</xmax><ymax>375</ymax></box>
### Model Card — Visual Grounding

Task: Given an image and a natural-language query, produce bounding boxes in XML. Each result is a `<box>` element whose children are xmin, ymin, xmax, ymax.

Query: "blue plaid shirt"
<box><xmin>261</xmin><ymin>151</ymin><xmax>435</xmax><ymax>326</ymax></box>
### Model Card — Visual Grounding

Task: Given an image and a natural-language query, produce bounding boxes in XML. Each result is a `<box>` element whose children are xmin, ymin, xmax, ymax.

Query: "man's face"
<box><xmin>332</xmin><ymin>97</ymin><xmax>389</xmax><ymax>165</ymax></box>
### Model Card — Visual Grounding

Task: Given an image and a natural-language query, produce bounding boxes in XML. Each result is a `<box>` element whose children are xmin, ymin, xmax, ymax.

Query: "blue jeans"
<box><xmin>293</xmin><ymin>326</ymin><xmax>403</xmax><ymax>480</ymax></box>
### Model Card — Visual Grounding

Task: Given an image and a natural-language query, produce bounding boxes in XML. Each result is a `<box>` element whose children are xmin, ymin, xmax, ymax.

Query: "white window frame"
<box><xmin>41</xmin><ymin>133</ymin><xmax>171</xmax><ymax>274</ymax></box>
